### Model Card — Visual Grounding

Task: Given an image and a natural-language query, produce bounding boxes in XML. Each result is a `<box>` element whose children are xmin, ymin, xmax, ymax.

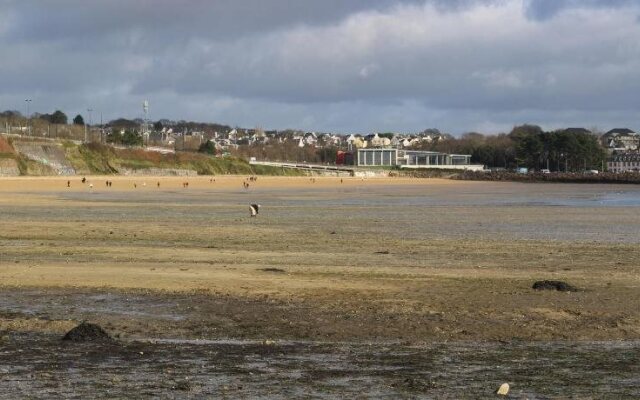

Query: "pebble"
<box><xmin>497</xmin><ymin>382</ymin><xmax>509</xmax><ymax>395</ymax></box>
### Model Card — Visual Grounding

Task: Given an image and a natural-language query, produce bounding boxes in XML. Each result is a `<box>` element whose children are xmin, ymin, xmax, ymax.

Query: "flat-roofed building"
<box><xmin>355</xmin><ymin>148</ymin><xmax>482</xmax><ymax>170</ymax></box>
<box><xmin>398</xmin><ymin>150</ymin><xmax>471</xmax><ymax>167</ymax></box>
<box><xmin>356</xmin><ymin>148</ymin><xmax>397</xmax><ymax>166</ymax></box>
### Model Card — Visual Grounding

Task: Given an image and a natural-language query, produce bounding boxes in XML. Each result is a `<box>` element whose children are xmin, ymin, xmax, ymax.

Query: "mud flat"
<box><xmin>1</xmin><ymin>176</ymin><xmax>640</xmax><ymax>397</ymax></box>
<box><xmin>1</xmin><ymin>332</ymin><xmax>639</xmax><ymax>399</ymax></box>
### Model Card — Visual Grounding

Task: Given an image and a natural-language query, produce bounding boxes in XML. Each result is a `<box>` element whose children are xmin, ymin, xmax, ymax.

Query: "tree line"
<box><xmin>414</xmin><ymin>125</ymin><xmax>605</xmax><ymax>171</ymax></box>
<box><xmin>0</xmin><ymin>110</ymin><xmax>85</xmax><ymax>125</ymax></box>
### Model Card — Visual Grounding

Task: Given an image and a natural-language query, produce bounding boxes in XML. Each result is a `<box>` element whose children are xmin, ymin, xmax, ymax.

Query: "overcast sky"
<box><xmin>1</xmin><ymin>0</ymin><xmax>639</xmax><ymax>134</ymax></box>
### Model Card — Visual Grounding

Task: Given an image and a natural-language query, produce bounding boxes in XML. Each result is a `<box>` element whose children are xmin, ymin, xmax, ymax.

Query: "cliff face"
<box><xmin>0</xmin><ymin>136</ymin><xmax>19</xmax><ymax>176</ymax></box>
<box><xmin>12</xmin><ymin>141</ymin><xmax>76</xmax><ymax>175</ymax></box>
<box><xmin>0</xmin><ymin>158</ymin><xmax>20</xmax><ymax>176</ymax></box>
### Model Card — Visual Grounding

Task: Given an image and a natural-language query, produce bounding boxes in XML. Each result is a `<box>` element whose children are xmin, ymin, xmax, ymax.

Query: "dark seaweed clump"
<box><xmin>62</xmin><ymin>322</ymin><xmax>113</xmax><ymax>342</ymax></box>
<box><xmin>532</xmin><ymin>280</ymin><xmax>578</xmax><ymax>292</ymax></box>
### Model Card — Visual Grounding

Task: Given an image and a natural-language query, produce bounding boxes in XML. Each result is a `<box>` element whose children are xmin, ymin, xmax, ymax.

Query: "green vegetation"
<box><xmin>2</xmin><ymin>136</ymin><xmax>303</xmax><ymax>176</ymax></box>
<box><xmin>65</xmin><ymin>142</ymin><xmax>118</xmax><ymax>174</ymax></box>
<box><xmin>14</xmin><ymin>155</ymin><xmax>56</xmax><ymax>175</ymax></box>
<box><xmin>39</xmin><ymin>110</ymin><xmax>68</xmax><ymax>125</ymax></box>
<box><xmin>106</xmin><ymin>129</ymin><xmax>144</xmax><ymax>146</ymax></box>
<box><xmin>64</xmin><ymin>142</ymin><xmax>305</xmax><ymax>176</ymax></box>
<box><xmin>414</xmin><ymin>125</ymin><xmax>606</xmax><ymax>171</ymax></box>
<box><xmin>198</xmin><ymin>140</ymin><xmax>217</xmax><ymax>155</ymax></box>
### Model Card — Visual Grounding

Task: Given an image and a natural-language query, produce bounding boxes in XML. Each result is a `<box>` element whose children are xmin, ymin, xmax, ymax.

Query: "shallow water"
<box><xmin>52</xmin><ymin>181</ymin><xmax>640</xmax><ymax>208</ymax></box>
<box><xmin>5</xmin><ymin>182</ymin><xmax>635</xmax><ymax>244</ymax></box>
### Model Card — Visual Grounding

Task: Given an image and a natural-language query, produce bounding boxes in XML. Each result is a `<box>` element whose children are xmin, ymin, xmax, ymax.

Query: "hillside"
<box><xmin>0</xmin><ymin>136</ymin><xmax>303</xmax><ymax>177</ymax></box>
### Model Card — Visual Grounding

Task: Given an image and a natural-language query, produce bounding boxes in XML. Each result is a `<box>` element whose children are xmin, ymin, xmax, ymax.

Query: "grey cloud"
<box><xmin>130</xmin><ymin>1</ymin><xmax>640</xmax><ymax>109</ymax></box>
<box><xmin>2</xmin><ymin>0</ymin><xmax>640</xmax><ymax>134</ymax></box>
<box><xmin>2</xmin><ymin>0</ymin><xmax>425</xmax><ymax>43</ymax></box>
<box><xmin>524</xmin><ymin>0</ymin><xmax>640</xmax><ymax>20</ymax></box>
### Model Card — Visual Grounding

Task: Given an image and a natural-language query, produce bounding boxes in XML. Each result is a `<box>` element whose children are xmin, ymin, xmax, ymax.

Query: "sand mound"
<box><xmin>62</xmin><ymin>322</ymin><xmax>113</xmax><ymax>342</ymax></box>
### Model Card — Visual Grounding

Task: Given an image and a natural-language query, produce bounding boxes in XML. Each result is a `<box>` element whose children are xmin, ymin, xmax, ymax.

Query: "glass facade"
<box><xmin>358</xmin><ymin>149</ymin><xmax>471</xmax><ymax>167</ymax></box>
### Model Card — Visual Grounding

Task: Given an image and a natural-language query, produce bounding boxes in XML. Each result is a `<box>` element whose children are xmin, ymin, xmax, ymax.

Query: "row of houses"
<box><xmin>602</xmin><ymin>128</ymin><xmax>640</xmax><ymax>173</ymax></box>
<box><xmin>608</xmin><ymin>153</ymin><xmax>640</xmax><ymax>173</ymax></box>
<box><xmin>142</xmin><ymin>127</ymin><xmax>477</xmax><ymax>169</ymax></box>
<box><xmin>140</xmin><ymin>127</ymin><xmax>450</xmax><ymax>152</ymax></box>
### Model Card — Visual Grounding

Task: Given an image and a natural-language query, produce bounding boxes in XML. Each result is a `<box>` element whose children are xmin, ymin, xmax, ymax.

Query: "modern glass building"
<box><xmin>356</xmin><ymin>148</ymin><xmax>476</xmax><ymax>169</ymax></box>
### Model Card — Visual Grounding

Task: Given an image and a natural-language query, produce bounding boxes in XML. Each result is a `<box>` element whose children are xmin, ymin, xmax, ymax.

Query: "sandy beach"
<box><xmin>1</xmin><ymin>175</ymin><xmax>639</xmax><ymax>341</ymax></box>
<box><xmin>1</xmin><ymin>176</ymin><xmax>640</xmax><ymax>397</ymax></box>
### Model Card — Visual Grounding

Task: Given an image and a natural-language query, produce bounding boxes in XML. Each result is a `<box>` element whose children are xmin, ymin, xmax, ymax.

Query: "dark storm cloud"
<box><xmin>1</xmin><ymin>0</ymin><xmax>640</xmax><ymax>133</ymax></box>
<box><xmin>3</xmin><ymin>0</ymin><xmax>427</xmax><ymax>42</ymax></box>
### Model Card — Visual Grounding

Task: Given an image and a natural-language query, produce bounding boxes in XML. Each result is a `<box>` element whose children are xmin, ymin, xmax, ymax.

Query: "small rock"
<box><xmin>259</xmin><ymin>268</ymin><xmax>285</xmax><ymax>273</ymax></box>
<box><xmin>496</xmin><ymin>383</ymin><xmax>509</xmax><ymax>395</ymax></box>
<box><xmin>532</xmin><ymin>280</ymin><xmax>578</xmax><ymax>292</ymax></box>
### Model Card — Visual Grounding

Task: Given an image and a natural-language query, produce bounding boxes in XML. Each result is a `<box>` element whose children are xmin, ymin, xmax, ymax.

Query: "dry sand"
<box><xmin>1</xmin><ymin>176</ymin><xmax>639</xmax><ymax>342</ymax></box>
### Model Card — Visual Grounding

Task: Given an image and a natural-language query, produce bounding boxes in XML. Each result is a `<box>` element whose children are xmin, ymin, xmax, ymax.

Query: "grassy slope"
<box><xmin>64</xmin><ymin>142</ymin><xmax>305</xmax><ymax>176</ymax></box>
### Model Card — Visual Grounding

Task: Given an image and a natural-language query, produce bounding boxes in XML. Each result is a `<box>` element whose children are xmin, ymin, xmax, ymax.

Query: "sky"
<box><xmin>1</xmin><ymin>0</ymin><xmax>639</xmax><ymax>135</ymax></box>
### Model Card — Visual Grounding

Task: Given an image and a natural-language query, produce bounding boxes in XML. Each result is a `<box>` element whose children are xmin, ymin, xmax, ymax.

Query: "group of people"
<box><xmin>66</xmin><ymin>175</ymin><xmax>350</xmax><ymax>191</ymax></box>
<box><xmin>68</xmin><ymin>177</ymin><xmax>188</xmax><ymax>189</ymax></box>
<box><xmin>243</xmin><ymin>176</ymin><xmax>258</xmax><ymax>189</ymax></box>
<box><xmin>68</xmin><ymin>176</ymin><xmax>96</xmax><ymax>188</ymax></box>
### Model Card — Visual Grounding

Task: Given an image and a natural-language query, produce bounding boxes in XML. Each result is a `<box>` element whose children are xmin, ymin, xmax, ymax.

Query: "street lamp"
<box><xmin>24</xmin><ymin>99</ymin><xmax>32</xmax><ymax>136</ymax></box>
<box><xmin>84</xmin><ymin>108</ymin><xmax>93</xmax><ymax>143</ymax></box>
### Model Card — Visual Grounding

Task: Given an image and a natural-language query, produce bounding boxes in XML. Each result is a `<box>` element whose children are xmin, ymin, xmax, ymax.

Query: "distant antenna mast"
<box><xmin>142</xmin><ymin>100</ymin><xmax>149</xmax><ymax>145</ymax></box>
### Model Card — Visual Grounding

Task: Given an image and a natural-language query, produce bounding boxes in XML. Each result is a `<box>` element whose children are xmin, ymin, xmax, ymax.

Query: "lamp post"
<box><xmin>24</xmin><ymin>99</ymin><xmax>32</xmax><ymax>136</ymax></box>
<box><xmin>86</xmin><ymin>108</ymin><xmax>93</xmax><ymax>142</ymax></box>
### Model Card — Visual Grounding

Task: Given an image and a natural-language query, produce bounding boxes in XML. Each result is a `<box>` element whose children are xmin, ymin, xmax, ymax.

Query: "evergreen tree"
<box><xmin>50</xmin><ymin>110</ymin><xmax>68</xmax><ymax>124</ymax></box>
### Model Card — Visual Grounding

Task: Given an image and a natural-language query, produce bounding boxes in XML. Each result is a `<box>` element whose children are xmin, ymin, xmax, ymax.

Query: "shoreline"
<box><xmin>454</xmin><ymin>170</ymin><xmax>640</xmax><ymax>184</ymax></box>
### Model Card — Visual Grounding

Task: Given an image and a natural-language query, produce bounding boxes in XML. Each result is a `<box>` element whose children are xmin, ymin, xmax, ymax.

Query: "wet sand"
<box><xmin>1</xmin><ymin>176</ymin><xmax>640</xmax><ymax>397</ymax></box>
